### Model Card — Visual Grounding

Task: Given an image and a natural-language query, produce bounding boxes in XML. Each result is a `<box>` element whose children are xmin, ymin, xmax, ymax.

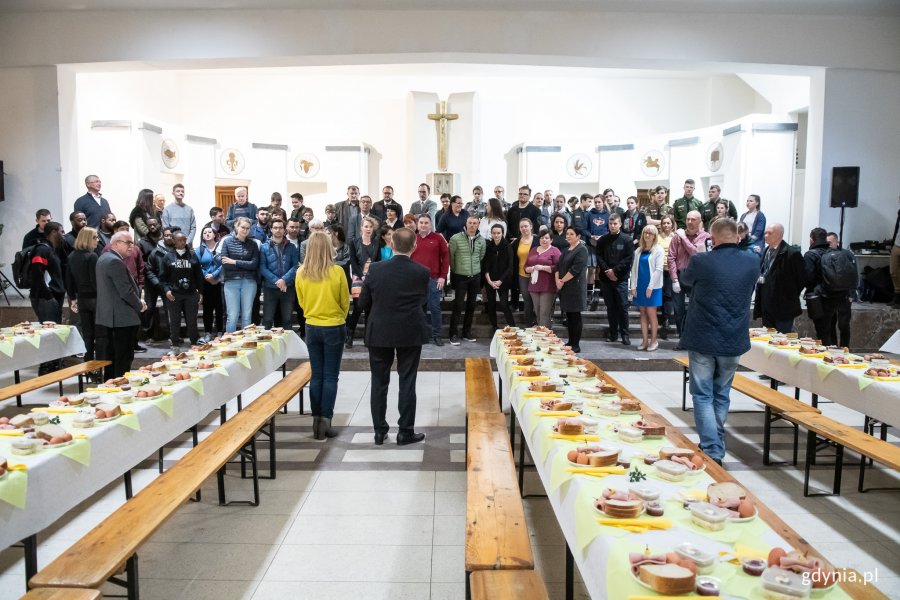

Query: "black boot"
<box><xmin>321</xmin><ymin>417</ymin><xmax>338</xmax><ymax>438</ymax></box>
<box><xmin>889</xmin><ymin>294</ymin><xmax>900</xmax><ymax>308</ymax></box>
<box><xmin>345</xmin><ymin>332</ymin><xmax>354</xmax><ymax>349</ymax></box>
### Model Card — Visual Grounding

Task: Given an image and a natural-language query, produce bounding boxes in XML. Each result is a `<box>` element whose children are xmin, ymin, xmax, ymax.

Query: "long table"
<box><xmin>0</xmin><ymin>326</ymin><xmax>86</xmax><ymax>377</ymax></box>
<box><xmin>0</xmin><ymin>332</ymin><xmax>306</xmax><ymax>550</ymax></box>
<box><xmin>490</xmin><ymin>332</ymin><xmax>870</xmax><ymax>600</ymax></box>
<box><xmin>740</xmin><ymin>340</ymin><xmax>899</xmax><ymax>427</ymax></box>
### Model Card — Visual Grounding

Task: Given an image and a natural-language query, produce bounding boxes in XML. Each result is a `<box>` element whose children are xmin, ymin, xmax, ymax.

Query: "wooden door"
<box><xmin>215</xmin><ymin>186</ymin><xmax>242</xmax><ymax>212</ymax></box>
<box><xmin>636</xmin><ymin>189</ymin><xmax>653</xmax><ymax>211</ymax></box>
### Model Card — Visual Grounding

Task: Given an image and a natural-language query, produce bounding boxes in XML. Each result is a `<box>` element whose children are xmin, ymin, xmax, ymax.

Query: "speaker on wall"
<box><xmin>0</xmin><ymin>160</ymin><xmax>4</xmax><ymax>202</ymax></box>
<box><xmin>830</xmin><ymin>166</ymin><xmax>859</xmax><ymax>208</ymax></box>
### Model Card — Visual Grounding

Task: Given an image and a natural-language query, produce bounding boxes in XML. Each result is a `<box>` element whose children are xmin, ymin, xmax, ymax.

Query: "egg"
<box><xmin>738</xmin><ymin>499</ymin><xmax>755</xmax><ymax>518</ymax></box>
<box><xmin>567</xmin><ymin>450</ymin><xmax>579</xmax><ymax>462</ymax></box>
<box><xmin>0</xmin><ymin>417</ymin><xmax>8</xmax><ymax>425</ymax></box>
<box><xmin>811</xmin><ymin>568</ymin><xmax>836</xmax><ymax>588</ymax></box>
<box><xmin>768</xmin><ymin>547</ymin><xmax>787</xmax><ymax>567</ymax></box>
<box><xmin>48</xmin><ymin>436</ymin><xmax>66</xmax><ymax>445</ymax></box>
<box><xmin>690</xmin><ymin>455</ymin><xmax>704</xmax><ymax>469</ymax></box>
<box><xmin>58</xmin><ymin>396</ymin><xmax>70</xmax><ymax>404</ymax></box>
<box><xmin>63</xmin><ymin>433</ymin><xmax>73</xmax><ymax>442</ymax></box>
<box><xmin>576</xmin><ymin>453</ymin><xmax>590</xmax><ymax>465</ymax></box>
<box><xmin>665</xmin><ymin>552</ymin><xmax>680</xmax><ymax>564</ymax></box>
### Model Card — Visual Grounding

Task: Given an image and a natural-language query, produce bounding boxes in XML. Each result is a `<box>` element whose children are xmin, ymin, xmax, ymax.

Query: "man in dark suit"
<box><xmin>95</xmin><ymin>231</ymin><xmax>146</xmax><ymax>379</ymax></box>
<box><xmin>73</xmin><ymin>174</ymin><xmax>112</xmax><ymax>229</ymax></box>
<box><xmin>359</xmin><ymin>227</ymin><xmax>431</xmax><ymax>446</ymax></box>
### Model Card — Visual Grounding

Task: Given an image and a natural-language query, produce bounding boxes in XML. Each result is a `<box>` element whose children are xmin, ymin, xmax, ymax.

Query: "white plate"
<box><xmin>728</xmin><ymin>506</ymin><xmax>758</xmax><ymax>523</ymax></box>
<box><xmin>629</xmin><ymin>569</ymin><xmax>720</xmax><ymax>595</ymax></box>
<box><xmin>95</xmin><ymin>413</ymin><xmax>121</xmax><ymax>423</ymax></box>
<box><xmin>42</xmin><ymin>439</ymin><xmax>75</xmax><ymax>449</ymax></box>
<box><xmin>593</xmin><ymin>501</ymin><xmax>646</xmax><ymax>518</ymax></box>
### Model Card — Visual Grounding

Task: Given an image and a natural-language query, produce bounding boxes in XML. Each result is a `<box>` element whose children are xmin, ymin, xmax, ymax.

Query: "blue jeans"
<box><xmin>223</xmin><ymin>278</ymin><xmax>257</xmax><ymax>332</ymax></box>
<box><xmin>424</xmin><ymin>277</ymin><xmax>442</xmax><ymax>338</ymax></box>
<box><xmin>306</xmin><ymin>324</ymin><xmax>345</xmax><ymax>419</ymax></box>
<box><xmin>688</xmin><ymin>351</ymin><xmax>741</xmax><ymax>462</ymax></box>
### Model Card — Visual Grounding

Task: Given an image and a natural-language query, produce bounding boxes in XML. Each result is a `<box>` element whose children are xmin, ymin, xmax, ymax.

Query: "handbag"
<box><xmin>805</xmin><ymin>293</ymin><xmax>825</xmax><ymax>320</ymax></box>
<box><xmin>351</xmin><ymin>276</ymin><xmax>363</xmax><ymax>299</ymax></box>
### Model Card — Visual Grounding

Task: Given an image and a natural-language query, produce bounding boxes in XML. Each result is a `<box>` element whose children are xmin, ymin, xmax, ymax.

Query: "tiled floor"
<box><xmin>0</xmin><ymin>369</ymin><xmax>898</xmax><ymax>599</ymax></box>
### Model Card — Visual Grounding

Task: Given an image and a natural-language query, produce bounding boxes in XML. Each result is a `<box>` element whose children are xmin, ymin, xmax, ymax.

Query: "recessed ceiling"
<box><xmin>3</xmin><ymin>0</ymin><xmax>899</xmax><ymax>16</ymax></box>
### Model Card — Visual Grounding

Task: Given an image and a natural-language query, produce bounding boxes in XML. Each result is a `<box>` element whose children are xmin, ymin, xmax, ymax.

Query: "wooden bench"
<box><xmin>466</xmin><ymin>412</ymin><xmax>534</xmax><ymax>599</ymax></box>
<box><xmin>469</xmin><ymin>570</ymin><xmax>549</xmax><ymax>600</ymax></box>
<box><xmin>0</xmin><ymin>360</ymin><xmax>110</xmax><ymax>407</ymax></box>
<box><xmin>465</xmin><ymin>357</ymin><xmax>499</xmax><ymax>415</ymax></box>
<box><xmin>673</xmin><ymin>356</ymin><xmax>821</xmax><ymax>465</ymax></box>
<box><xmin>781</xmin><ymin>411</ymin><xmax>900</xmax><ymax>496</ymax></box>
<box><xmin>28</xmin><ymin>363</ymin><xmax>312</xmax><ymax>599</ymax></box>
<box><xmin>20</xmin><ymin>588</ymin><xmax>102</xmax><ymax>600</ymax></box>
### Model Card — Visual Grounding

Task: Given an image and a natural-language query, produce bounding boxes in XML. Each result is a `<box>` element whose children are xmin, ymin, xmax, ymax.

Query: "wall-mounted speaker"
<box><xmin>830</xmin><ymin>166</ymin><xmax>859</xmax><ymax>208</ymax></box>
<box><xmin>0</xmin><ymin>161</ymin><xmax>5</xmax><ymax>202</ymax></box>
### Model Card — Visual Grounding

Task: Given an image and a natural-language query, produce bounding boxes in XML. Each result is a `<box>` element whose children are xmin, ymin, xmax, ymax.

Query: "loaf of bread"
<box><xmin>602</xmin><ymin>498</ymin><xmax>644</xmax><ymax>518</ymax></box>
<box><xmin>707</xmin><ymin>481</ymin><xmax>747</xmax><ymax>503</ymax></box>
<box><xmin>555</xmin><ymin>418</ymin><xmax>584</xmax><ymax>435</ymax></box>
<box><xmin>659</xmin><ymin>446</ymin><xmax>695</xmax><ymax>460</ymax></box>
<box><xmin>638</xmin><ymin>563</ymin><xmax>696</xmax><ymax>595</ymax></box>
<box><xmin>588</xmin><ymin>449</ymin><xmax>619</xmax><ymax>467</ymax></box>
<box><xmin>35</xmin><ymin>424</ymin><xmax>67</xmax><ymax>441</ymax></box>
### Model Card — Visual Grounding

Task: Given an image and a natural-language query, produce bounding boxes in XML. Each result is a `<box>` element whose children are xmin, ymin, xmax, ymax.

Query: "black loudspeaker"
<box><xmin>0</xmin><ymin>161</ymin><xmax>4</xmax><ymax>201</ymax></box>
<box><xmin>830</xmin><ymin>166</ymin><xmax>859</xmax><ymax>208</ymax></box>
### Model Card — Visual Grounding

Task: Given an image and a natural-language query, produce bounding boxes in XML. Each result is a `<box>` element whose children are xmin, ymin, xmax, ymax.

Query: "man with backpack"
<box><xmin>804</xmin><ymin>227</ymin><xmax>857</xmax><ymax>347</ymax></box>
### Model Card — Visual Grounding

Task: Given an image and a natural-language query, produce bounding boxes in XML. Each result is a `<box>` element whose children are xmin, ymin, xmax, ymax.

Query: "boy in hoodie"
<box><xmin>160</xmin><ymin>231</ymin><xmax>203</xmax><ymax>350</ymax></box>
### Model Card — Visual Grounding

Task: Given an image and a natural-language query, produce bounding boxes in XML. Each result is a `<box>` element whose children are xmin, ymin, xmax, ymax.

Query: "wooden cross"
<box><xmin>427</xmin><ymin>100</ymin><xmax>459</xmax><ymax>172</ymax></box>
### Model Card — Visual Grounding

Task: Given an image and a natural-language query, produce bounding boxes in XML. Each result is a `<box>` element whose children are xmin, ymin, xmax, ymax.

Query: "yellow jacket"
<box><xmin>294</xmin><ymin>265</ymin><xmax>350</xmax><ymax>327</ymax></box>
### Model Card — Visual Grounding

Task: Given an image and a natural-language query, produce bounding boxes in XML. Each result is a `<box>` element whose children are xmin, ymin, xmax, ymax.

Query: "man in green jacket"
<box><xmin>700</xmin><ymin>184</ymin><xmax>738</xmax><ymax>230</ymax></box>
<box><xmin>448</xmin><ymin>215</ymin><xmax>487</xmax><ymax>345</ymax></box>
<box><xmin>672</xmin><ymin>179</ymin><xmax>703</xmax><ymax>230</ymax></box>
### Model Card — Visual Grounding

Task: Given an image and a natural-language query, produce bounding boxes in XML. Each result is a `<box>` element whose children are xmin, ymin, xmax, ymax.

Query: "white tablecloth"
<box><xmin>491</xmin><ymin>332</ymin><xmax>806</xmax><ymax>600</ymax></box>
<box><xmin>740</xmin><ymin>340</ymin><xmax>900</xmax><ymax>426</ymax></box>
<box><xmin>0</xmin><ymin>332</ymin><xmax>306</xmax><ymax>549</ymax></box>
<box><xmin>0</xmin><ymin>327</ymin><xmax>86</xmax><ymax>376</ymax></box>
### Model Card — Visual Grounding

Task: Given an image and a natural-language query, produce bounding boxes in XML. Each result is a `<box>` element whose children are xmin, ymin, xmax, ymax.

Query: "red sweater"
<box><xmin>411</xmin><ymin>232</ymin><xmax>450</xmax><ymax>280</ymax></box>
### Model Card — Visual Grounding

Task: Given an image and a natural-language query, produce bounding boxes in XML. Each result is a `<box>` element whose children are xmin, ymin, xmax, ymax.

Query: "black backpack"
<box><xmin>12</xmin><ymin>243</ymin><xmax>40</xmax><ymax>289</ymax></box>
<box><xmin>820</xmin><ymin>248</ymin><xmax>858</xmax><ymax>293</ymax></box>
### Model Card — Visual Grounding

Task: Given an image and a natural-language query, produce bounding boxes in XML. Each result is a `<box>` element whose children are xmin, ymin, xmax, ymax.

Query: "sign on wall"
<box><xmin>640</xmin><ymin>150</ymin><xmax>665</xmax><ymax>177</ymax></box>
<box><xmin>220</xmin><ymin>148</ymin><xmax>245</xmax><ymax>176</ymax></box>
<box><xmin>706</xmin><ymin>141</ymin><xmax>724</xmax><ymax>173</ymax></box>
<box><xmin>161</xmin><ymin>139</ymin><xmax>179</xmax><ymax>169</ymax></box>
<box><xmin>566</xmin><ymin>153</ymin><xmax>592</xmax><ymax>179</ymax></box>
<box><xmin>294</xmin><ymin>153</ymin><xmax>320</xmax><ymax>178</ymax></box>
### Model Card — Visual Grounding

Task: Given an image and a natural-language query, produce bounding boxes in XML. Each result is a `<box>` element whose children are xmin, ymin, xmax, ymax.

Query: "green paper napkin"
<box><xmin>788</xmin><ymin>353</ymin><xmax>802</xmax><ymax>367</ymax></box>
<box><xmin>185</xmin><ymin>378</ymin><xmax>204</xmax><ymax>395</ymax></box>
<box><xmin>24</xmin><ymin>333</ymin><xmax>41</xmax><ymax>349</ymax></box>
<box><xmin>858</xmin><ymin>376</ymin><xmax>876</xmax><ymax>391</ymax></box>
<box><xmin>548</xmin><ymin>447</ymin><xmax>577</xmax><ymax>492</ymax></box>
<box><xmin>152</xmin><ymin>393</ymin><xmax>175</xmax><ymax>416</ymax></box>
<box><xmin>0</xmin><ymin>469</ymin><xmax>28</xmax><ymax>509</ymax></box>
<box><xmin>52</xmin><ymin>438</ymin><xmax>91</xmax><ymax>466</ymax></box>
<box><xmin>669</xmin><ymin>502</ymin><xmax>744</xmax><ymax>543</ymax></box>
<box><xmin>817</xmin><ymin>362</ymin><xmax>837</xmax><ymax>381</ymax></box>
<box><xmin>236</xmin><ymin>355</ymin><xmax>252</xmax><ymax>369</ymax></box>
<box><xmin>110</xmin><ymin>412</ymin><xmax>141</xmax><ymax>431</ymax></box>
<box><xmin>51</xmin><ymin>326</ymin><xmax>71</xmax><ymax>343</ymax></box>
<box><xmin>764</xmin><ymin>345</ymin><xmax>776</xmax><ymax>358</ymax></box>
<box><xmin>214</xmin><ymin>366</ymin><xmax>230</xmax><ymax>377</ymax></box>
<box><xmin>0</xmin><ymin>339</ymin><xmax>13</xmax><ymax>357</ymax></box>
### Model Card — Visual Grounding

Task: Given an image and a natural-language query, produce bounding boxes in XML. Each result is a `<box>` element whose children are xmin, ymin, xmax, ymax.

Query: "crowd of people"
<box><xmin>17</xmin><ymin>174</ymin><xmax>870</xmax><ymax>447</ymax></box>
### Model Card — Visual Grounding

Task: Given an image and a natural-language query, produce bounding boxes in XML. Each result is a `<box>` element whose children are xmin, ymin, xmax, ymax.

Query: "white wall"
<box><xmin>0</xmin><ymin>66</ymin><xmax>62</xmax><ymax>268</ymax></box>
<box><xmin>819</xmin><ymin>69</ymin><xmax>900</xmax><ymax>245</ymax></box>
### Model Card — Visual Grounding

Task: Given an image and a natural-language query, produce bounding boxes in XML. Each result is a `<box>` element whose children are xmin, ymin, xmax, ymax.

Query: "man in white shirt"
<box><xmin>74</xmin><ymin>174</ymin><xmax>112</xmax><ymax>229</ymax></box>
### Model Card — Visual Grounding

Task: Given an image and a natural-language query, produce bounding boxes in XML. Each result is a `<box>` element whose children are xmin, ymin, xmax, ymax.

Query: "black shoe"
<box><xmin>590</xmin><ymin>298</ymin><xmax>599</xmax><ymax>311</ymax></box>
<box><xmin>673</xmin><ymin>344</ymin><xmax>683</xmax><ymax>351</ymax></box>
<box><xmin>449</xmin><ymin>335</ymin><xmax>461</xmax><ymax>346</ymax></box>
<box><xmin>659</xmin><ymin>328</ymin><xmax>668</xmax><ymax>340</ymax></box>
<box><xmin>462</xmin><ymin>334</ymin><xmax>476</xmax><ymax>342</ymax></box>
<box><xmin>374</xmin><ymin>431</ymin><xmax>388</xmax><ymax>445</ymax></box>
<box><xmin>433</xmin><ymin>336</ymin><xmax>444</xmax><ymax>347</ymax></box>
<box><xmin>621</xmin><ymin>334</ymin><xmax>631</xmax><ymax>346</ymax></box>
<box><xmin>571</xmin><ymin>346</ymin><xmax>581</xmax><ymax>353</ymax></box>
<box><xmin>133</xmin><ymin>344</ymin><xmax>147</xmax><ymax>353</ymax></box>
<box><xmin>396</xmin><ymin>432</ymin><xmax>426</xmax><ymax>446</ymax></box>
<box><xmin>345</xmin><ymin>335</ymin><xmax>353</xmax><ymax>349</ymax></box>
<box><xmin>606</xmin><ymin>334</ymin><xmax>618</xmax><ymax>343</ymax></box>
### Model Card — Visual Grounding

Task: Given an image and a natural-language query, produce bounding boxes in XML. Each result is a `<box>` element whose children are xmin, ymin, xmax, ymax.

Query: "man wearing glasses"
<box><xmin>505</xmin><ymin>185</ymin><xmax>541</xmax><ymax>242</ymax></box>
<box><xmin>95</xmin><ymin>231</ymin><xmax>146</xmax><ymax>379</ymax></box>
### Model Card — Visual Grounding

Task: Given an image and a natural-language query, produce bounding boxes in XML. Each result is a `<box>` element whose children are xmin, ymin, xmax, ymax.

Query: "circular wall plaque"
<box><xmin>566</xmin><ymin>154</ymin><xmax>592</xmax><ymax>179</ymax></box>
<box><xmin>220</xmin><ymin>148</ymin><xmax>244</xmax><ymax>176</ymax></box>
<box><xmin>707</xmin><ymin>142</ymin><xmax>724</xmax><ymax>172</ymax></box>
<box><xmin>294</xmin><ymin>153</ymin><xmax>320</xmax><ymax>178</ymax></box>
<box><xmin>640</xmin><ymin>150</ymin><xmax>665</xmax><ymax>177</ymax></box>
<box><xmin>161</xmin><ymin>139</ymin><xmax>179</xmax><ymax>169</ymax></box>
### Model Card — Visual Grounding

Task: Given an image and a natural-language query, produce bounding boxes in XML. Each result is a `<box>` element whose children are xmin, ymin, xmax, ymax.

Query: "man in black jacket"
<box><xmin>159</xmin><ymin>231</ymin><xmax>203</xmax><ymax>350</ymax></box>
<box><xmin>28</xmin><ymin>222</ymin><xmax>66</xmax><ymax>374</ymax></box>
<box><xmin>506</xmin><ymin>185</ymin><xmax>542</xmax><ymax>241</ymax></box>
<box><xmin>804</xmin><ymin>227</ymin><xmax>853</xmax><ymax>346</ymax></box>
<box><xmin>22</xmin><ymin>209</ymin><xmax>52</xmax><ymax>249</ymax></box>
<box><xmin>143</xmin><ymin>226</ymin><xmax>178</xmax><ymax>341</ymax></box>
<box><xmin>753</xmin><ymin>223</ymin><xmax>805</xmax><ymax>333</ymax></box>
<box><xmin>596</xmin><ymin>213</ymin><xmax>635</xmax><ymax>345</ymax></box>
<box><xmin>359</xmin><ymin>228</ymin><xmax>431</xmax><ymax>446</ymax></box>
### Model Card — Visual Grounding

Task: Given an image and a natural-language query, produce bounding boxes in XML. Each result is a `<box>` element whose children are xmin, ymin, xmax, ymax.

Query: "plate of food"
<box><xmin>593</xmin><ymin>489</ymin><xmax>645</xmax><ymax>518</ymax></box>
<box><xmin>863</xmin><ymin>366</ymin><xmax>900</xmax><ymax>380</ymax></box>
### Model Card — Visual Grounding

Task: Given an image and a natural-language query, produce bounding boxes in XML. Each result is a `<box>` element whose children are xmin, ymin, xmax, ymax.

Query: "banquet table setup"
<box><xmin>489</xmin><ymin>327</ymin><xmax>876</xmax><ymax>600</ymax></box>
<box><xmin>740</xmin><ymin>331</ymin><xmax>899</xmax><ymax>428</ymax></box>
<box><xmin>0</xmin><ymin>327</ymin><xmax>307</xmax><ymax>553</ymax></box>
<box><xmin>0</xmin><ymin>323</ymin><xmax>86</xmax><ymax>377</ymax></box>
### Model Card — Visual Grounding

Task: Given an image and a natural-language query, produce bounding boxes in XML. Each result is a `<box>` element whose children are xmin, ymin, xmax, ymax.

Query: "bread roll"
<box><xmin>638</xmin><ymin>563</ymin><xmax>696</xmax><ymax>595</ymax></box>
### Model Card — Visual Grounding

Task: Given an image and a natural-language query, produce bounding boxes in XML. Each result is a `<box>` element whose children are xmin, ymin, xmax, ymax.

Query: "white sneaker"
<box><xmin>637</xmin><ymin>341</ymin><xmax>647</xmax><ymax>351</ymax></box>
<box><xmin>647</xmin><ymin>341</ymin><xmax>659</xmax><ymax>352</ymax></box>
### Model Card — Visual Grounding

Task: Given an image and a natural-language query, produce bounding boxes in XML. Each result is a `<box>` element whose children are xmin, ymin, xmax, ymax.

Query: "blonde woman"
<box><xmin>295</xmin><ymin>232</ymin><xmax>350</xmax><ymax>439</ymax></box>
<box><xmin>629</xmin><ymin>224</ymin><xmax>664</xmax><ymax>351</ymax></box>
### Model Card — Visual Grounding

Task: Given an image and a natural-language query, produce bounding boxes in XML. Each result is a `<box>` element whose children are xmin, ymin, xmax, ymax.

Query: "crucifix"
<box><xmin>427</xmin><ymin>100</ymin><xmax>458</xmax><ymax>172</ymax></box>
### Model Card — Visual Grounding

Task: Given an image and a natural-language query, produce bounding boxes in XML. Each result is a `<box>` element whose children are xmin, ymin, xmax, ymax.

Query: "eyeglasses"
<box><xmin>118</xmin><ymin>240</ymin><xmax>135</xmax><ymax>246</ymax></box>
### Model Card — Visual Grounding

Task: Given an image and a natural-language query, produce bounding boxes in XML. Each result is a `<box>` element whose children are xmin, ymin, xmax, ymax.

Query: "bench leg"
<box><xmin>14</xmin><ymin>370</ymin><xmax>22</xmax><ymax>407</ymax></box>
<box><xmin>518</xmin><ymin>427</ymin><xmax>526</xmax><ymax>496</ymax></box>
<box><xmin>811</xmin><ymin>393</ymin><xmax>818</xmax><ymax>409</ymax></box>
<box><xmin>58</xmin><ymin>380</ymin><xmax>64</xmax><ymax>396</ymax></box>
<box><xmin>565</xmin><ymin>542</ymin><xmax>574</xmax><ymax>600</ymax></box>
<box><xmin>22</xmin><ymin>534</ymin><xmax>37</xmax><ymax>583</ymax></box>
<box><xmin>219</xmin><ymin>438</ymin><xmax>261</xmax><ymax>506</ymax></box>
<box><xmin>158</xmin><ymin>447</ymin><xmax>164</xmax><ymax>473</ymax></box>
<box><xmin>236</xmin><ymin>393</ymin><xmax>243</xmax><ymax>412</ymax></box>
<box><xmin>217</xmin><ymin>464</ymin><xmax>227</xmax><ymax>506</ymax></box>
<box><xmin>127</xmin><ymin>553</ymin><xmax>140</xmax><ymax>600</ymax></box>
<box><xmin>191</xmin><ymin>426</ymin><xmax>201</xmax><ymax>502</ymax></box>
<box><xmin>804</xmin><ymin>430</ymin><xmax>845</xmax><ymax>497</ymax></box>
<box><xmin>465</xmin><ymin>570</ymin><xmax>471</xmax><ymax>600</ymax></box>
<box><xmin>681</xmin><ymin>367</ymin><xmax>692</xmax><ymax>412</ymax></box>
<box><xmin>763</xmin><ymin>406</ymin><xmax>773</xmax><ymax>465</ymax></box>
<box><xmin>298</xmin><ymin>387</ymin><xmax>305</xmax><ymax>415</ymax></box>
<box><xmin>763</xmin><ymin>409</ymin><xmax>799</xmax><ymax>466</ymax></box>
<box><xmin>508</xmin><ymin>404</ymin><xmax>516</xmax><ymax>456</ymax></box>
<box><xmin>124</xmin><ymin>470</ymin><xmax>133</xmax><ymax>500</ymax></box>
<box><xmin>220</xmin><ymin>405</ymin><xmax>227</xmax><ymax>424</ymax></box>
<box><xmin>78</xmin><ymin>374</ymin><xmax>84</xmax><ymax>394</ymax></box>
<box><xmin>793</xmin><ymin>423</ymin><xmax>799</xmax><ymax>466</ymax></box>
<box><xmin>497</xmin><ymin>373</ymin><xmax>503</xmax><ymax>411</ymax></box>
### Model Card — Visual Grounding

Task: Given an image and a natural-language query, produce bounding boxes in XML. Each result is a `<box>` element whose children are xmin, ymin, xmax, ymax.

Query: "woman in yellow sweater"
<box><xmin>295</xmin><ymin>232</ymin><xmax>351</xmax><ymax>440</ymax></box>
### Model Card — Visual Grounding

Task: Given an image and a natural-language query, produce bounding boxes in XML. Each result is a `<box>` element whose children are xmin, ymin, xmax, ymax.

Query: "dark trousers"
<box><xmin>166</xmin><ymin>292</ymin><xmax>200</xmax><ymax>345</ymax></box>
<box><xmin>565</xmin><ymin>311</ymin><xmax>583</xmax><ymax>348</ymax></box>
<box><xmin>262</xmin><ymin>286</ymin><xmax>296</xmax><ymax>330</ymax></box>
<box><xmin>762</xmin><ymin>315</ymin><xmax>794</xmax><ymax>334</ymax></box>
<box><xmin>201</xmin><ymin>280</ymin><xmax>224</xmax><ymax>335</ymax></box>
<box><xmin>449</xmin><ymin>274</ymin><xmax>480</xmax><ymax>337</ymax></box>
<box><xmin>31</xmin><ymin>294</ymin><xmax>63</xmax><ymax>373</ymax></box>
<box><xmin>143</xmin><ymin>285</ymin><xmax>167</xmax><ymax>340</ymax></box>
<box><xmin>369</xmin><ymin>345</ymin><xmax>422</xmax><ymax>436</ymax></box>
<box><xmin>484</xmin><ymin>285</ymin><xmax>516</xmax><ymax>330</ymax></box>
<box><xmin>347</xmin><ymin>297</ymin><xmax>368</xmax><ymax>337</ymax></box>
<box><xmin>814</xmin><ymin>295</ymin><xmax>851</xmax><ymax>347</ymax></box>
<box><xmin>77</xmin><ymin>298</ymin><xmax>97</xmax><ymax>361</ymax></box>
<box><xmin>424</xmin><ymin>277</ymin><xmax>443</xmax><ymax>338</ymax></box>
<box><xmin>658</xmin><ymin>270</ymin><xmax>674</xmax><ymax>329</ymax></box>
<box><xmin>96</xmin><ymin>324</ymin><xmax>138</xmax><ymax>379</ymax></box>
<box><xmin>598</xmin><ymin>278</ymin><xmax>630</xmax><ymax>339</ymax></box>
<box><xmin>307</xmin><ymin>324</ymin><xmax>345</xmax><ymax>419</ymax></box>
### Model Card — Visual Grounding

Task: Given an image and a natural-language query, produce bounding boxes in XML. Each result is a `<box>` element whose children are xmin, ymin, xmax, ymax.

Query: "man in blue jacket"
<box><xmin>680</xmin><ymin>218</ymin><xmax>758</xmax><ymax>466</ymax></box>
<box><xmin>259</xmin><ymin>218</ymin><xmax>299</xmax><ymax>330</ymax></box>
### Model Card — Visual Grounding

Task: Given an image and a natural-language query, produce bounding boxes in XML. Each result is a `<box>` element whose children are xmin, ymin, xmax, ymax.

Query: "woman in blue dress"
<box><xmin>629</xmin><ymin>224</ymin><xmax>664</xmax><ymax>351</ymax></box>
